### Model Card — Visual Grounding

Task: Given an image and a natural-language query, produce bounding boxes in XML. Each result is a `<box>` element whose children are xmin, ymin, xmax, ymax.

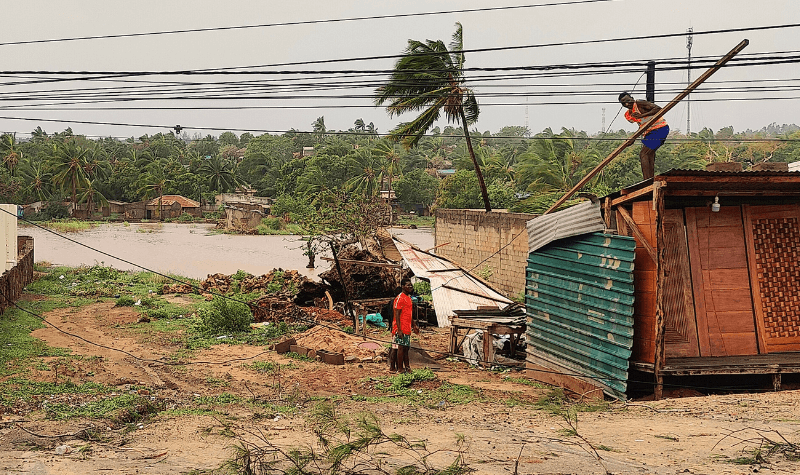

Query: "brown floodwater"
<box><xmin>19</xmin><ymin>223</ymin><xmax>434</xmax><ymax>280</ymax></box>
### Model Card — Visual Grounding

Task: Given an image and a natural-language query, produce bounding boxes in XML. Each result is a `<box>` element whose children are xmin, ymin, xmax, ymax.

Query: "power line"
<box><xmin>0</xmin><ymin>1</ymin><xmax>615</xmax><ymax>48</ymax></box>
<box><xmin>3</xmin><ymin>22</ymin><xmax>800</xmax><ymax>77</ymax></box>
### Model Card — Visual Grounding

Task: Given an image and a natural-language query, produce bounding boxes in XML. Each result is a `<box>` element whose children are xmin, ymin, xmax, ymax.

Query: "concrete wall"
<box><xmin>434</xmin><ymin>209</ymin><xmax>535</xmax><ymax>298</ymax></box>
<box><xmin>0</xmin><ymin>236</ymin><xmax>34</xmax><ymax>315</ymax></box>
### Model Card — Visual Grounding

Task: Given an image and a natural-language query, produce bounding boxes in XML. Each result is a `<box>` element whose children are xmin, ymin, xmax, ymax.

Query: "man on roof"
<box><xmin>619</xmin><ymin>92</ymin><xmax>670</xmax><ymax>180</ymax></box>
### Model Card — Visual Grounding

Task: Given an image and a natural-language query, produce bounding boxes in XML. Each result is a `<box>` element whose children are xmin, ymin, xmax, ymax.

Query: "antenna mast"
<box><xmin>686</xmin><ymin>27</ymin><xmax>693</xmax><ymax>135</ymax></box>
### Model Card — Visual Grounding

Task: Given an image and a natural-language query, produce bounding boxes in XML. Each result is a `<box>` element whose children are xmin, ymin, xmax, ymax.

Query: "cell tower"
<box><xmin>686</xmin><ymin>27</ymin><xmax>693</xmax><ymax>135</ymax></box>
<box><xmin>601</xmin><ymin>108</ymin><xmax>606</xmax><ymax>133</ymax></box>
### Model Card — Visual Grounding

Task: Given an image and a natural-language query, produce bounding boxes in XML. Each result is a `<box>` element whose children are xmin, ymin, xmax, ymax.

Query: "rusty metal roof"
<box><xmin>147</xmin><ymin>195</ymin><xmax>200</xmax><ymax>208</ymax></box>
<box><xmin>393</xmin><ymin>237</ymin><xmax>513</xmax><ymax>327</ymax></box>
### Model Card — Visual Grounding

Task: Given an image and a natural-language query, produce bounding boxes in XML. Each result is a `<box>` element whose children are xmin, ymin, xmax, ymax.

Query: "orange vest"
<box><xmin>625</xmin><ymin>103</ymin><xmax>667</xmax><ymax>133</ymax></box>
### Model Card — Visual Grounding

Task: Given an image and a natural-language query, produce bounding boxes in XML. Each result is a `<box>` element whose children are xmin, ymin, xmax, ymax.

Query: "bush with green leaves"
<box><xmin>197</xmin><ymin>296</ymin><xmax>252</xmax><ymax>335</ymax></box>
<box><xmin>115</xmin><ymin>295</ymin><xmax>135</xmax><ymax>307</ymax></box>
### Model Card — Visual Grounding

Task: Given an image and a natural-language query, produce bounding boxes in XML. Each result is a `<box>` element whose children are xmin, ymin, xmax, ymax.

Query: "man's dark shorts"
<box><xmin>642</xmin><ymin>125</ymin><xmax>669</xmax><ymax>151</ymax></box>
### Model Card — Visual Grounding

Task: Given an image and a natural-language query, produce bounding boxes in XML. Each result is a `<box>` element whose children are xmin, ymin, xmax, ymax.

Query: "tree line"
<box><xmin>0</xmin><ymin>121</ymin><xmax>798</xmax><ymax>218</ymax></box>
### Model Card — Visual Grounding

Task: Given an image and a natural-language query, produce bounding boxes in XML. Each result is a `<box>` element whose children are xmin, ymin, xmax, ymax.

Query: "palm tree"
<box><xmin>346</xmin><ymin>149</ymin><xmax>385</xmax><ymax>197</ymax></box>
<box><xmin>77</xmin><ymin>178</ymin><xmax>109</xmax><ymax>218</ymax></box>
<box><xmin>136</xmin><ymin>165</ymin><xmax>170</xmax><ymax>221</ymax></box>
<box><xmin>312</xmin><ymin>116</ymin><xmax>327</xmax><ymax>143</ymax></box>
<box><xmin>18</xmin><ymin>157</ymin><xmax>52</xmax><ymax>202</ymax></box>
<box><xmin>375</xmin><ymin>22</ymin><xmax>491</xmax><ymax>211</ymax></box>
<box><xmin>198</xmin><ymin>155</ymin><xmax>238</xmax><ymax>193</ymax></box>
<box><xmin>354</xmin><ymin>118</ymin><xmax>366</xmax><ymax>133</ymax></box>
<box><xmin>373</xmin><ymin>140</ymin><xmax>401</xmax><ymax>223</ymax></box>
<box><xmin>0</xmin><ymin>133</ymin><xmax>21</xmax><ymax>176</ymax></box>
<box><xmin>51</xmin><ymin>141</ymin><xmax>90</xmax><ymax>207</ymax></box>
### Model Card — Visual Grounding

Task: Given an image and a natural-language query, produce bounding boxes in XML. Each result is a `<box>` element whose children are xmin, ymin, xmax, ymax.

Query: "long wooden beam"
<box><xmin>616</xmin><ymin>207</ymin><xmax>657</xmax><ymax>264</ymax></box>
<box><xmin>544</xmin><ymin>39</ymin><xmax>750</xmax><ymax>215</ymax></box>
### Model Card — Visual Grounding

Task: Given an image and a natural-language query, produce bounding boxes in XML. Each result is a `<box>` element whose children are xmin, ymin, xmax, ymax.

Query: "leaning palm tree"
<box><xmin>375</xmin><ymin>22</ymin><xmax>490</xmax><ymax>211</ymax></box>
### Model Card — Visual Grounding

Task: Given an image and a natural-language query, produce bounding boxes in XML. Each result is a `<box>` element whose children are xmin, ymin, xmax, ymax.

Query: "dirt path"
<box><xmin>2</xmin><ymin>302</ymin><xmax>800</xmax><ymax>474</ymax></box>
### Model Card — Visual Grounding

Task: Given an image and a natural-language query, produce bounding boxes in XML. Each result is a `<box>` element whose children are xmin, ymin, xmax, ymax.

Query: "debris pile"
<box><xmin>249</xmin><ymin>297</ymin><xmax>351</xmax><ymax>326</ymax></box>
<box><xmin>294</xmin><ymin>325</ymin><xmax>385</xmax><ymax>361</ymax></box>
<box><xmin>161</xmin><ymin>282</ymin><xmax>195</xmax><ymax>294</ymax></box>
<box><xmin>319</xmin><ymin>248</ymin><xmax>403</xmax><ymax>301</ymax></box>
<box><xmin>240</xmin><ymin>269</ymin><xmax>305</xmax><ymax>297</ymax></box>
<box><xmin>250</xmin><ymin>297</ymin><xmax>309</xmax><ymax>324</ymax></box>
<box><xmin>200</xmin><ymin>273</ymin><xmax>232</xmax><ymax>293</ymax></box>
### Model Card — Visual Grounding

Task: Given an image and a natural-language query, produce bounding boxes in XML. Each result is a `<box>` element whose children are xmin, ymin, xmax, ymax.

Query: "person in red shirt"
<box><xmin>393</xmin><ymin>278</ymin><xmax>415</xmax><ymax>373</ymax></box>
<box><xmin>619</xmin><ymin>92</ymin><xmax>670</xmax><ymax>180</ymax></box>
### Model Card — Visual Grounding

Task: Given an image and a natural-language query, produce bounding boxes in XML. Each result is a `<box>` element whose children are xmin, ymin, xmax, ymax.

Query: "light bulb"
<box><xmin>711</xmin><ymin>196</ymin><xmax>720</xmax><ymax>213</ymax></box>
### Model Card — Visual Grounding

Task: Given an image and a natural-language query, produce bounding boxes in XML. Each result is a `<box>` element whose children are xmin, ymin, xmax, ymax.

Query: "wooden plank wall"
<box><xmin>685</xmin><ymin>206</ymin><xmax>759</xmax><ymax>357</ymax></box>
<box><xmin>630</xmin><ymin>201</ymin><xmax>657</xmax><ymax>363</ymax></box>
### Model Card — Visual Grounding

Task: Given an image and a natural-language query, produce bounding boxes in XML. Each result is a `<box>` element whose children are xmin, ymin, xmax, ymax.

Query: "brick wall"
<box><xmin>434</xmin><ymin>209</ymin><xmax>535</xmax><ymax>298</ymax></box>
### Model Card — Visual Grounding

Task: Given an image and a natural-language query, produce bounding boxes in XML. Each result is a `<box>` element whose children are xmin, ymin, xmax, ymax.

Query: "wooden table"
<box><xmin>448</xmin><ymin>317</ymin><xmax>526</xmax><ymax>364</ymax></box>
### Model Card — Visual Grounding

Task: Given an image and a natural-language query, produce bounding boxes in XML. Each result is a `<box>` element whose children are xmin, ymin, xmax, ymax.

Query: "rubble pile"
<box><xmin>161</xmin><ymin>282</ymin><xmax>195</xmax><ymax>294</ymax></box>
<box><xmin>250</xmin><ymin>296</ymin><xmax>310</xmax><ymax>324</ymax></box>
<box><xmin>200</xmin><ymin>273</ymin><xmax>232</xmax><ymax>293</ymax></box>
<box><xmin>240</xmin><ymin>269</ymin><xmax>306</xmax><ymax>297</ymax></box>
<box><xmin>294</xmin><ymin>325</ymin><xmax>385</xmax><ymax>360</ymax></box>
<box><xmin>319</xmin><ymin>248</ymin><xmax>403</xmax><ymax>301</ymax></box>
<box><xmin>301</xmin><ymin>307</ymin><xmax>351</xmax><ymax>326</ymax></box>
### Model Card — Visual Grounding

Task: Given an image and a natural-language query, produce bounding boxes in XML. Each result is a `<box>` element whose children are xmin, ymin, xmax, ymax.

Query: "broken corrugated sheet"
<box><xmin>393</xmin><ymin>237</ymin><xmax>513</xmax><ymax>327</ymax></box>
<box><xmin>526</xmin><ymin>200</ymin><xmax>604</xmax><ymax>254</ymax></box>
<box><xmin>376</xmin><ymin>228</ymin><xmax>402</xmax><ymax>262</ymax></box>
<box><xmin>525</xmin><ymin>232</ymin><xmax>636</xmax><ymax>399</ymax></box>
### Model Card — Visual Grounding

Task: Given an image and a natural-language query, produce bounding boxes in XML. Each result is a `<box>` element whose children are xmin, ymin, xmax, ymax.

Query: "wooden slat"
<box><xmin>663</xmin><ymin>209</ymin><xmax>700</xmax><ymax>358</ymax></box>
<box><xmin>685</xmin><ymin>207</ymin><xmax>712</xmax><ymax>357</ymax></box>
<box><xmin>617</xmin><ymin>207</ymin><xmax>656</xmax><ymax>264</ymax></box>
<box><xmin>610</xmin><ymin>184</ymin><xmax>656</xmax><ymax>206</ymax></box>
<box><xmin>653</xmin><ymin>189</ymin><xmax>667</xmax><ymax>400</ymax></box>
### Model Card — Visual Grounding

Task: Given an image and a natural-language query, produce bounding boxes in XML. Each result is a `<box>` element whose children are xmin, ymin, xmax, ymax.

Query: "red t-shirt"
<box><xmin>393</xmin><ymin>292</ymin><xmax>413</xmax><ymax>335</ymax></box>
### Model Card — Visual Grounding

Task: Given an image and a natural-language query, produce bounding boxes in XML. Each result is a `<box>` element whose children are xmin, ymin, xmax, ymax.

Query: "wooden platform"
<box><xmin>632</xmin><ymin>353</ymin><xmax>800</xmax><ymax>376</ymax></box>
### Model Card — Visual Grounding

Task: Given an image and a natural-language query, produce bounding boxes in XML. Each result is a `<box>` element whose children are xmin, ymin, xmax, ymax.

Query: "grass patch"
<box><xmin>0</xmin><ymin>378</ymin><xmax>110</xmax><ymax>408</ymax></box>
<box><xmin>396</xmin><ymin>215</ymin><xmax>435</xmax><ymax>228</ymax></box>
<box><xmin>534</xmin><ymin>388</ymin><xmax>609</xmax><ymax>415</ymax></box>
<box><xmin>46</xmin><ymin>393</ymin><xmax>162</xmax><ymax>422</ymax></box>
<box><xmin>242</xmin><ymin>360</ymin><xmax>297</xmax><ymax>374</ymax></box>
<box><xmin>503</xmin><ymin>376</ymin><xmax>548</xmax><ymax>389</ymax></box>
<box><xmin>369</xmin><ymin>369</ymin><xmax>479</xmax><ymax>407</ymax></box>
<box><xmin>40</xmin><ymin>219</ymin><xmax>102</xmax><ymax>233</ymax></box>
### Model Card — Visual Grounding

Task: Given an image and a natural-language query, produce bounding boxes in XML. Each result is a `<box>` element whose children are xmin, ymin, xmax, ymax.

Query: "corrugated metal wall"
<box><xmin>525</xmin><ymin>232</ymin><xmax>637</xmax><ymax>398</ymax></box>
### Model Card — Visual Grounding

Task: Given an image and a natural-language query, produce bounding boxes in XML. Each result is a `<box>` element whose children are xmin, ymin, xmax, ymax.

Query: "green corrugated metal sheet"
<box><xmin>526</xmin><ymin>232</ymin><xmax>636</xmax><ymax>399</ymax></box>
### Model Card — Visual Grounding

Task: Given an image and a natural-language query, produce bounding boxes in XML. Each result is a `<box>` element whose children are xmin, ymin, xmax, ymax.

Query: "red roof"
<box><xmin>146</xmin><ymin>195</ymin><xmax>200</xmax><ymax>208</ymax></box>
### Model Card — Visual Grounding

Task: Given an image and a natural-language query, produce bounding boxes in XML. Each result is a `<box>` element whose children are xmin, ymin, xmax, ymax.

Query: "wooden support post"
<box><xmin>603</xmin><ymin>197</ymin><xmax>612</xmax><ymax>229</ymax></box>
<box><xmin>616</xmin><ymin>207</ymin><xmax>657</xmax><ymax>264</ymax></box>
<box><xmin>773</xmin><ymin>373</ymin><xmax>782</xmax><ymax>392</ymax></box>
<box><xmin>330</xmin><ymin>242</ymin><xmax>357</xmax><ymax>330</ymax></box>
<box><xmin>544</xmin><ymin>39</ymin><xmax>749</xmax><ymax>215</ymax></box>
<box><xmin>653</xmin><ymin>183</ymin><xmax>667</xmax><ymax>400</ymax></box>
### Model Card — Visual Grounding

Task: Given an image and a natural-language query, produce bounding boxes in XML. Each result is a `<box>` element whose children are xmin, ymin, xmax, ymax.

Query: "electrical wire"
<box><xmin>0</xmin><ymin>1</ymin><xmax>615</xmax><ymax>48</ymax></box>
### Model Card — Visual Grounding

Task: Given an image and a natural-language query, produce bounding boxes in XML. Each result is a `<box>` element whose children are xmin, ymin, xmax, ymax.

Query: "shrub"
<box><xmin>115</xmin><ymin>296</ymin><xmax>135</xmax><ymax>307</ymax></box>
<box><xmin>197</xmin><ymin>296</ymin><xmax>252</xmax><ymax>335</ymax></box>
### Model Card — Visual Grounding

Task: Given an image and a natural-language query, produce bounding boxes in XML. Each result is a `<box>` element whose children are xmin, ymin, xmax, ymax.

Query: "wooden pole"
<box><xmin>330</xmin><ymin>242</ymin><xmax>357</xmax><ymax>330</ymax></box>
<box><xmin>653</xmin><ymin>182</ymin><xmax>667</xmax><ymax>400</ymax></box>
<box><xmin>544</xmin><ymin>39</ymin><xmax>749</xmax><ymax>215</ymax></box>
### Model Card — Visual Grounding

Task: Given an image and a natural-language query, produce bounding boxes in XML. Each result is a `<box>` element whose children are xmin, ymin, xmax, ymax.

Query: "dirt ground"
<box><xmin>2</xmin><ymin>301</ymin><xmax>800</xmax><ymax>474</ymax></box>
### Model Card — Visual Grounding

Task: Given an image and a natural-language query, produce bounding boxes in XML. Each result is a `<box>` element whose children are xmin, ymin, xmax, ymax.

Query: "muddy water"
<box><xmin>20</xmin><ymin>223</ymin><xmax>434</xmax><ymax>280</ymax></box>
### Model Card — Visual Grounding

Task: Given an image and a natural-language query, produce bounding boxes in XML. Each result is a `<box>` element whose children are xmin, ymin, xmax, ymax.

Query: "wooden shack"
<box><xmin>604</xmin><ymin>168</ymin><xmax>800</xmax><ymax>397</ymax></box>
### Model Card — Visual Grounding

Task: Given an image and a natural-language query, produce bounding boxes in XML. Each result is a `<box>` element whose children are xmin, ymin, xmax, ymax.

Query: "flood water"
<box><xmin>19</xmin><ymin>223</ymin><xmax>434</xmax><ymax>280</ymax></box>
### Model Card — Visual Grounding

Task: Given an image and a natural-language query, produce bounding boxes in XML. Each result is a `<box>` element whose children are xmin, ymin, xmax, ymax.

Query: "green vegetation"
<box><xmin>396</xmin><ymin>214</ymin><xmax>435</xmax><ymax>228</ymax></box>
<box><xmin>196</xmin><ymin>296</ymin><xmax>252</xmax><ymax>335</ymax></box>
<box><xmin>38</xmin><ymin>219</ymin><xmax>100</xmax><ymax>233</ymax></box>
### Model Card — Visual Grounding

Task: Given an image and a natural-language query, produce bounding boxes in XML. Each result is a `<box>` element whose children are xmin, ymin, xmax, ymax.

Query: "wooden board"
<box><xmin>662</xmin><ymin>209</ymin><xmax>700</xmax><ymax>358</ymax></box>
<box><xmin>685</xmin><ymin>206</ymin><xmax>759</xmax><ymax>357</ymax></box>
<box><xmin>630</xmin><ymin>201</ymin><xmax>658</xmax><ymax>363</ymax></box>
<box><xmin>743</xmin><ymin>204</ymin><xmax>800</xmax><ymax>353</ymax></box>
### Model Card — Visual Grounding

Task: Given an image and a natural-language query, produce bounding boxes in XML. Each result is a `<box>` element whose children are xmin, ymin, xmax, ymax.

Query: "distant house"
<box><xmin>302</xmin><ymin>146</ymin><xmax>315</xmax><ymax>157</ymax></box>
<box><xmin>145</xmin><ymin>195</ymin><xmax>201</xmax><ymax>219</ymax></box>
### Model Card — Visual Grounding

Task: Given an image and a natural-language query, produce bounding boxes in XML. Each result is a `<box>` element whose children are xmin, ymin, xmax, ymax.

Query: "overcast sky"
<box><xmin>0</xmin><ymin>0</ymin><xmax>797</xmax><ymax>141</ymax></box>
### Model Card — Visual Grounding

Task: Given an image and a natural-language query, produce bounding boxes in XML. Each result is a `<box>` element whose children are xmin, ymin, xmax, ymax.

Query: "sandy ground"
<box><xmin>2</xmin><ymin>301</ymin><xmax>800</xmax><ymax>474</ymax></box>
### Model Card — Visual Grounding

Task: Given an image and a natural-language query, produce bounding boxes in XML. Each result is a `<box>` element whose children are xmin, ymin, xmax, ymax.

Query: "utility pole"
<box><xmin>646</xmin><ymin>61</ymin><xmax>656</xmax><ymax>102</ymax></box>
<box><xmin>686</xmin><ymin>27</ymin><xmax>693</xmax><ymax>135</ymax></box>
